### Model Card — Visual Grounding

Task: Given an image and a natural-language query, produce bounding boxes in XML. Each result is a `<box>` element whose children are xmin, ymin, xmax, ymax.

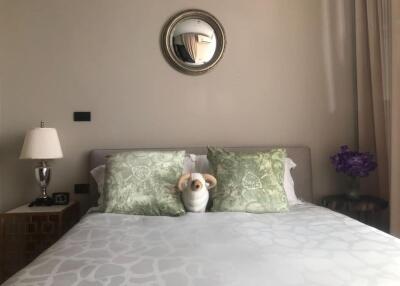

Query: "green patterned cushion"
<box><xmin>207</xmin><ymin>147</ymin><xmax>289</xmax><ymax>213</ymax></box>
<box><xmin>103</xmin><ymin>151</ymin><xmax>186</xmax><ymax>216</ymax></box>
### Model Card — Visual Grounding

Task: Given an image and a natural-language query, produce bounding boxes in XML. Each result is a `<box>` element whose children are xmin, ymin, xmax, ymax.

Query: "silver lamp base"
<box><xmin>29</xmin><ymin>161</ymin><xmax>54</xmax><ymax>207</ymax></box>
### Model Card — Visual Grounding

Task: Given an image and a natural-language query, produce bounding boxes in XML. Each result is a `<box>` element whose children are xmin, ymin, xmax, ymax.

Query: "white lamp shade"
<box><xmin>20</xmin><ymin>128</ymin><xmax>63</xmax><ymax>159</ymax></box>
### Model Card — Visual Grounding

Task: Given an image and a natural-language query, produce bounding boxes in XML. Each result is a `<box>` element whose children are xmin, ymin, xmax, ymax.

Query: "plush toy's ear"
<box><xmin>177</xmin><ymin>174</ymin><xmax>191</xmax><ymax>191</ymax></box>
<box><xmin>203</xmin><ymin>174</ymin><xmax>217</xmax><ymax>190</ymax></box>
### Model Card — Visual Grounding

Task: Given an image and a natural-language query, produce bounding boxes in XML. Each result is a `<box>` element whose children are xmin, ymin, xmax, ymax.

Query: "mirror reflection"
<box><xmin>172</xmin><ymin>19</ymin><xmax>217</xmax><ymax>65</ymax></box>
<box><xmin>162</xmin><ymin>9</ymin><xmax>226</xmax><ymax>75</ymax></box>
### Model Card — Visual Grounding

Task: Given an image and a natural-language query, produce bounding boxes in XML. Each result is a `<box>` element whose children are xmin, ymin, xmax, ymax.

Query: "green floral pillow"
<box><xmin>207</xmin><ymin>147</ymin><xmax>289</xmax><ymax>213</ymax></box>
<box><xmin>103</xmin><ymin>151</ymin><xmax>186</xmax><ymax>216</ymax></box>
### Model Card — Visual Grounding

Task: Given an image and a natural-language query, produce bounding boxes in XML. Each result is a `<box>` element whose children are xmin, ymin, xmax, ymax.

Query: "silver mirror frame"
<box><xmin>161</xmin><ymin>9</ymin><xmax>226</xmax><ymax>75</ymax></box>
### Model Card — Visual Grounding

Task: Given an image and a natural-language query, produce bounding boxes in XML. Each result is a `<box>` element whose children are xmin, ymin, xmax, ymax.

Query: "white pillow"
<box><xmin>194</xmin><ymin>154</ymin><xmax>210</xmax><ymax>174</ymax></box>
<box><xmin>90</xmin><ymin>165</ymin><xmax>105</xmax><ymax>193</ymax></box>
<box><xmin>90</xmin><ymin>164</ymin><xmax>106</xmax><ymax>208</ymax></box>
<box><xmin>284</xmin><ymin>158</ymin><xmax>302</xmax><ymax>205</ymax></box>
<box><xmin>183</xmin><ymin>153</ymin><xmax>196</xmax><ymax>174</ymax></box>
<box><xmin>182</xmin><ymin>154</ymin><xmax>210</xmax><ymax>174</ymax></box>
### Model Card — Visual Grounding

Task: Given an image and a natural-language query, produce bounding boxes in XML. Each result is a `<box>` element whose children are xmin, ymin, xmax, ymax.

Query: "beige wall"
<box><xmin>0</xmin><ymin>0</ymin><xmax>356</xmax><ymax>213</ymax></box>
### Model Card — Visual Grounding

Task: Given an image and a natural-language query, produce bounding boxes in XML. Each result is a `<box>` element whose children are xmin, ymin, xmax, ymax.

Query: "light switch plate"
<box><xmin>73</xmin><ymin>112</ymin><xmax>91</xmax><ymax>122</ymax></box>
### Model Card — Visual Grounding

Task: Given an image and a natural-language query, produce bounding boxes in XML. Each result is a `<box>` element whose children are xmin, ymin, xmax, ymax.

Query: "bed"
<box><xmin>3</xmin><ymin>147</ymin><xmax>400</xmax><ymax>286</ymax></box>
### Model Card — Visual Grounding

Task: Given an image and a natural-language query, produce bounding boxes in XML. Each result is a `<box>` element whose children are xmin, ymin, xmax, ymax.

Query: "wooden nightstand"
<box><xmin>321</xmin><ymin>194</ymin><xmax>388</xmax><ymax>229</ymax></box>
<box><xmin>0</xmin><ymin>201</ymin><xmax>80</xmax><ymax>284</ymax></box>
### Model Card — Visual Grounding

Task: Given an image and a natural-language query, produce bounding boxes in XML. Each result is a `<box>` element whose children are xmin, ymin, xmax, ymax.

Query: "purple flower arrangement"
<box><xmin>330</xmin><ymin>145</ymin><xmax>377</xmax><ymax>178</ymax></box>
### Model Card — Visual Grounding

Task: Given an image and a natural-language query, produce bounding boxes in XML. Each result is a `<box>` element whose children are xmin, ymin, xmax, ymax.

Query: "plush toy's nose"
<box><xmin>190</xmin><ymin>180</ymin><xmax>203</xmax><ymax>191</ymax></box>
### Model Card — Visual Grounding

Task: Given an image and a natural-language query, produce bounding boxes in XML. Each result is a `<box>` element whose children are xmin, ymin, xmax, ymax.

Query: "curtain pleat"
<box><xmin>366</xmin><ymin>0</ymin><xmax>389</xmax><ymax>201</ymax></box>
<box><xmin>181</xmin><ymin>33</ymin><xmax>198</xmax><ymax>63</ymax></box>
<box><xmin>355</xmin><ymin>0</ymin><xmax>389</xmax><ymax>201</ymax></box>
<box><xmin>390</xmin><ymin>0</ymin><xmax>400</xmax><ymax>236</ymax></box>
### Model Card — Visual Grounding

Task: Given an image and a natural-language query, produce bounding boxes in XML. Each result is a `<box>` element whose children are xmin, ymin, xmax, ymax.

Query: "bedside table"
<box><xmin>321</xmin><ymin>194</ymin><xmax>388</xmax><ymax>229</ymax></box>
<box><xmin>0</xmin><ymin>201</ymin><xmax>80</xmax><ymax>284</ymax></box>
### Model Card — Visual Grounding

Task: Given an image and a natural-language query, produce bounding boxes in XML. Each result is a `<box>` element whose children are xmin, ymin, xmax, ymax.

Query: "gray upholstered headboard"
<box><xmin>89</xmin><ymin>146</ymin><xmax>313</xmax><ymax>206</ymax></box>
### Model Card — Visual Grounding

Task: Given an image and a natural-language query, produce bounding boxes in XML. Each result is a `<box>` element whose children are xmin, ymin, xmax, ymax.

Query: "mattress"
<box><xmin>4</xmin><ymin>204</ymin><xmax>400</xmax><ymax>286</ymax></box>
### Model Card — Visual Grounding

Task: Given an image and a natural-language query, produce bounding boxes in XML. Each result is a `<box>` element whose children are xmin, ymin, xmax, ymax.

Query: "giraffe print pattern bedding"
<box><xmin>4</xmin><ymin>204</ymin><xmax>400</xmax><ymax>286</ymax></box>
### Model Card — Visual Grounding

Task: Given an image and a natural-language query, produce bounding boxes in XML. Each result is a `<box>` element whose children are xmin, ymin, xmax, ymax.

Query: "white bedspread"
<box><xmin>4</xmin><ymin>204</ymin><xmax>400</xmax><ymax>286</ymax></box>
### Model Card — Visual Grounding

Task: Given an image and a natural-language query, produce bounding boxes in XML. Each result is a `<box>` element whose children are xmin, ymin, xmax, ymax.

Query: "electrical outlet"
<box><xmin>74</xmin><ymin>184</ymin><xmax>89</xmax><ymax>194</ymax></box>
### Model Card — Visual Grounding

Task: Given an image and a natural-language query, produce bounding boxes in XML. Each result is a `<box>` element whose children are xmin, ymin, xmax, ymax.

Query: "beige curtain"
<box><xmin>181</xmin><ymin>33</ymin><xmax>198</xmax><ymax>63</ymax></box>
<box><xmin>355</xmin><ymin>0</ymin><xmax>390</xmax><ymax>199</ymax></box>
<box><xmin>390</xmin><ymin>0</ymin><xmax>400</xmax><ymax>236</ymax></box>
<box><xmin>355</xmin><ymin>0</ymin><xmax>400</xmax><ymax>235</ymax></box>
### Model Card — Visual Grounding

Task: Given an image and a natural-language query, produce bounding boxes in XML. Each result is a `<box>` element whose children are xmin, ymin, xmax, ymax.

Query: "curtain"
<box><xmin>355</xmin><ymin>0</ymin><xmax>390</xmax><ymax>199</ymax></box>
<box><xmin>390</xmin><ymin>0</ymin><xmax>400</xmax><ymax>236</ymax></box>
<box><xmin>180</xmin><ymin>33</ymin><xmax>198</xmax><ymax>63</ymax></box>
<box><xmin>355</xmin><ymin>0</ymin><xmax>400</xmax><ymax>235</ymax></box>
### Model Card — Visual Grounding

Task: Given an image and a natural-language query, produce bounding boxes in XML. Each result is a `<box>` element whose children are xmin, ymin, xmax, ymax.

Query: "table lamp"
<box><xmin>20</xmin><ymin>121</ymin><xmax>63</xmax><ymax>206</ymax></box>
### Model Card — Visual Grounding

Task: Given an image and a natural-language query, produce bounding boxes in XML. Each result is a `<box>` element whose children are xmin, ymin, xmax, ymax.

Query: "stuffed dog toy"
<box><xmin>177</xmin><ymin>173</ymin><xmax>217</xmax><ymax>212</ymax></box>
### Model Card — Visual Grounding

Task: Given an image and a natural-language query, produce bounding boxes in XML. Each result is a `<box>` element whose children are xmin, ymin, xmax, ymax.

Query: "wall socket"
<box><xmin>74</xmin><ymin>184</ymin><xmax>89</xmax><ymax>194</ymax></box>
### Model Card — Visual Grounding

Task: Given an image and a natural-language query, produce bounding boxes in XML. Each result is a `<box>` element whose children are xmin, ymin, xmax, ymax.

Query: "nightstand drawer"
<box><xmin>0</xmin><ymin>201</ymin><xmax>80</xmax><ymax>284</ymax></box>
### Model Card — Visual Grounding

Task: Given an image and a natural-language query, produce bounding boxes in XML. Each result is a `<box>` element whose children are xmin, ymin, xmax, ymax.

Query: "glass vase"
<box><xmin>346</xmin><ymin>176</ymin><xmax>360</xmax><ymax>199</ymax></box>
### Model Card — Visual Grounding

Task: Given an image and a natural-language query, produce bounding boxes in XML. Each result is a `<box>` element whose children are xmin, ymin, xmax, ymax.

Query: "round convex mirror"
<box><xmin>161</xmin><ymin>10</ymin><xmax>226</xmax><ymax>75</ymax></box>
